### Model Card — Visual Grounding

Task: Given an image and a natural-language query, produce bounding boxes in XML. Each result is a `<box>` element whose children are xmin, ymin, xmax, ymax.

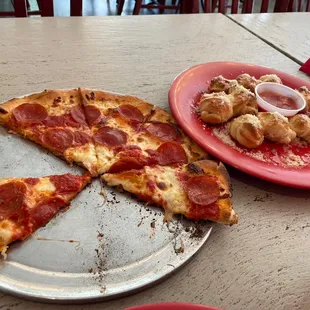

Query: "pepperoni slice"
<box><xmin>0</xmin><ymin>182</ymin><xmax>26</xmax><ymax>221</ymax></box>
<box><xmin>24</xmin><ymin>178</ymin><xmax>40</xmax><ymax>186</ymax></box>
<box><xmin>43</xmin><ymin>114</ymin><xmax>82</xmax><ymax>128</ymax></box>
<box><xmin>94</xmin><ymin>126</ymin><xmax>128</xmax><ymax>147</ymax></box>
<box><xmin>12</xmin><ymin>103</ymin><xmax>48</xmax><ymax>124</ymax></box>
<box><xmin>31</xmin><ymin>197</ymin><xmax>66</xmax><ymax>230</ymax></box>
<box><xmin>70</xmin><ymin>106</ymin><xmax>87</xmax><ymax>125</ymax></box>
<box><xmin>42</xmin><ymin>128</ymin><xmax>74</xmax><ymax>152</ymax></box>
<box><xmin>74</xmin><ymin>131</ymin><xmax>92</xmax><ymax>146</ymax></box>
<box><xmin>145</xmin><ymin>123</ymin><xmax>179</xmax><ymax>142</ymax></box>
<box><xmin>187</xmin><ymin>202</ymin><xmax>219</xmax><ymax>220</ymax></box>
<box><xmin>50</xmin><ymin>174</ymin><xmax>83</xmax><ymax>194</ymax></box>
<box><xmin>43</xmin><ymin>115</ymin><xmax>65</xmax><ymax>127</ymax></box>
<box><xmin>157</xmin><ymin>142</ymin><xmax>188</xmax><ymax>165</ymax></box>
<box><xmin>118</xmin><ymin>105</ymin><xmax>144</xmax><ymax>122</ymax></box>
<box><xmin>84</xmin><ymin>105</ymin><xmax>102</xmax><ymax>126</ymax></box>
<box><xmin>185</xmin><ymin>176</ymin><xmax>220</xmax><ymax>206</ymax></box>
<box><xmin>108</xmin><ymin>158</ymin><xmax>145</xmax><ymax>173</ymax></box>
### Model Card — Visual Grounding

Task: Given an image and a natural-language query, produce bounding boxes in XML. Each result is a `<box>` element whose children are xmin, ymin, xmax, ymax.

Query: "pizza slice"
<box><xmin>79</xmin><ymin>88</ymin><xmax>156</xmax><ymax>174</ymax></box>
<box><xmin>102</xmin><ymin>159</ymin><xmax>238</xmax><ymax>225</ymax></box>
<box><xmin>0</xmin><ymin>89</ymin><xmax>99</xmax><ymax>176</ymax></box>
<box><xmin>80</xmin><ymin>89</ymin><xmax>208</xmax><ymax>174</ymax></box>
<box><xmin>0</xmin><ymin>173</ymin><xmax>91</xmax><ymax>257</ymax></box>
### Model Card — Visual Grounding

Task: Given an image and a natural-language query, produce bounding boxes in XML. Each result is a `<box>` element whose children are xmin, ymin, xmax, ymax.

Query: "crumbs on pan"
<box><xmin>91</xmin><ymin>231</ymin><xmax>107</xmax><ymax>293</ymax></box>
<box><xmin>211</xmin><ymin>122</ymin><xmax>309</xmax><ymax>168</ymax></box>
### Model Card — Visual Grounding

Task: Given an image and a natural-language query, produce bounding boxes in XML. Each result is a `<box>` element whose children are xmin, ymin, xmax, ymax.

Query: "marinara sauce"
<box><xmin>260</xmin><ymin>91</ymin><xmax>298</xmax><ymax>110</ymax></box>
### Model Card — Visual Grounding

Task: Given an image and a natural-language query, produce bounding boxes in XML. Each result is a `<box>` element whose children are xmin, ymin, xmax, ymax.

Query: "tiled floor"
<box><xmin>0</xmin><ymin>0</ymin><xmax>280</xmax><ymax>16</ymax></box>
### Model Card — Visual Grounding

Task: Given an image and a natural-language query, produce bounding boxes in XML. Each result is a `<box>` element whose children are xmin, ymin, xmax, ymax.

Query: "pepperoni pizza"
<box><xmin>103</xmin><ymin>160</ymin><xmax>237</xmax><ymax>225</ymax></box>
<box><xmin>0</xmin><ymin>173</ymin><xmax>90</xmax><ymax>257</ymax></box>
<box><xmin>0</xmin><ymin>89</ymin><xmax>207</xmax><ymax>176</ymax></box>
<box><xmin>80</xmin><ymin>89</ymin><xmax>207</xmax><ymax>174</ymax></box>
<box><xmin>0</xmin><ymin>90</ymin><xmax>99</xmax><ymax>176</ymax></box>
<box><xmin>0</xmin><ymin>88</ymin><xmax>238</xmax><ymax>257</ymax></box>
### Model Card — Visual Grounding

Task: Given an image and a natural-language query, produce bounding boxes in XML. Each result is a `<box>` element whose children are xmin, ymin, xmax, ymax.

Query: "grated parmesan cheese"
<box><xmin>281</xmin><ymin>151</ymin><xmax>305</xmax><ymax>167</ymax></box>
<box><xmin>211</xmin><ymin>121</ymin><xmax>308</xmax><ymax>168</ymax></box>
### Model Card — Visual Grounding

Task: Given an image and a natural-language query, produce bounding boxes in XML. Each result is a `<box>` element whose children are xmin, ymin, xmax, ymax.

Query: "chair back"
<box><xmin>0</xmin><ymin>0</ymin><xmax>83</xmax><ymax>17</ymax></box>
<box><xmin>203</xmin><ymin>0</ymin><xmax>252</xmax><ymax>13</ymax></box>
<box><xmin>133</xmin><ymin>0</ymin><xmax>183</xmax><ymax>15</ymax></box>
<box><xmin>288</xmin><ymin>0</ymin><xmax>310</xmax><ymax>11</ymax></box>
<box><xmin>204</xmin><ymin>0</ymin><xmax>310</xmax><ymax>13</ymax></box>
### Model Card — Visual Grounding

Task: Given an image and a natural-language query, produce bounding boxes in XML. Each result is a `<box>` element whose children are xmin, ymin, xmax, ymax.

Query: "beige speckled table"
<box><xmin>229</xmin><ymin>13</ymin><xmax>310</xmax><ymax>65</ymax></box>
<box><xmin>1</xmin><ymin>14</ymin><xmax>310</xmax><ymax>310</ymax></box>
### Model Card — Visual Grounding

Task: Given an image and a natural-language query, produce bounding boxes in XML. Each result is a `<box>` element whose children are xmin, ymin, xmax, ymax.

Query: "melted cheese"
<box><xmin>0</xmin><ymin>221</ymin><xmax>13</xmax><ymax>246</ymax></box>
<box><xmin>145</xmin><ymin>166</ymin><xmax>188</xmax><ymax>214</ymax></box>
<box><xmin>86</xmin><ymin>102</ymin><xmax>118</xmax><ymax>116</ymax></box>
<box><xmin>0</xmin><ymin>220</ymin><xmax>14</xmax><ymax>258</ymax></box>
<box><xmin>65</xmin><ymin>144</ymin><xmax>98</xmax><ymax>176</ymax></box>
<box><xmin>96</xmin><ymin>145</ymin><xmax>115</xmax><ymax>175</ymax></box>
<box><xmin>103</xmin><ymin>165</ymin><xmax>188</xmax><ymax>215</ymax></box>
<box><xmin>48</xmin><ymin>101</ymin><xmax>77</xmax><ymax>116</ymax></box>
<box><xmin>131</xmin><ymin>132</ymin><xmax>160</xmax><ymax>151</ymax></box>
<box><xmin>0</xmin><ymin>179</ymin><xmax>11</xmax><ymax>186</ymax></box>
<box><xmin>34</xmin><ymin>177</ymin><xmax>56</xmax><ymax>194</ymax></box>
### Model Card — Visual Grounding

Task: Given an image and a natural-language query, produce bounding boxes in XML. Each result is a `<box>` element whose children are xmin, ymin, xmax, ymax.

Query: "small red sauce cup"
<box><xmin>255</xmin><ymin>82</ymin><xmax>306</xmax><ymax>117</ymax></box>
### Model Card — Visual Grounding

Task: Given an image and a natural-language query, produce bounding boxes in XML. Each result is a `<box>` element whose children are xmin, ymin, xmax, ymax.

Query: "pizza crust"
<box><xmin>79</xmin><ymin>88</ymin><xmax>155</xmax><ymax>117</ymax></box>
<box><xmin>148</xmin><ymin>107</ymin><xmax>176</xmax><ymax>123</ymax></box>
<box><xmin>0</xmin><ymin>89</ymin><xmax>81</xmax><ymax>119</ymax></box>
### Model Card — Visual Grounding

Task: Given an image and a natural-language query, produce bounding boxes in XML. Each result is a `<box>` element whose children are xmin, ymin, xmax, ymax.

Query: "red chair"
<box><xmin>203</xmin><ymin>0</ymin><xmax>245</xmax><ymax>13</ymax></box>
<box><xmin>117</xmin><ymin>0</ymin><xmax>181</xmax><ymax>15</ymax></box>
<box><xmin>288</xmin><ymin>0</ymin><xmax>310</xmax><ymax>11</ymax></box>
<box><xmin>204</xmin><ymin>0</ymin><xmax>310</xmax><ymax>13</ymax></box>
<box><xmin>246</xmin><ymin>0</ymin><xmax>297</xmax><ymax>13</ymax></box>
<box><xmin>272</xmin><ymin>0</ymin><xmax>309</xmax><ymax>12</ymax></box>
<box><xmin>0</xmin><ymin>0</ymin><xmax>82</xmax><ymax>17</ymax></box>
<box><xmin>70</xmin><ymin>0</ymin><xmax>83</xmax><ymax>16</ymax></box>
<box><xmin>0</xmin><ymin>0</ymin><xmax>27</xmax><ymax>17</ymax></box>
<box><xmin>133</xmin><ymin>0</ymin><xmax>182</xmax><ymax>14</ymax></box>
<box><xmin>117</xmin><ymin>0</ymin><xmax>199</xmax><ymax>15</ymax></box>
<box><xmin>36</xmin><ymin>0</ymin><xmax>83</xmax><ymax>16</ymax></box>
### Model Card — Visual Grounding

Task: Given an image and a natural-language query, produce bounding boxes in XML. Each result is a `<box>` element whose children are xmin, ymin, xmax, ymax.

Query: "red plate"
<box><xmin>168</xmin><ymin>62</ymin><xmax>310</xmax><ymax>188</ymax></box>
<box><xmin>125</xmin><ymin>302</ymin><xmax>222</xmax><ymax>310</ymax></box>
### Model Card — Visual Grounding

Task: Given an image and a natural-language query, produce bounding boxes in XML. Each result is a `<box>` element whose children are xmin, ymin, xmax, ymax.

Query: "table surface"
<box><xmin>0</xmin><ymin>13</ymin><xmax>310</xmax><ymax>310</ymax></box>
<box><xmin>230</xmin><ymin>12</ymin><xmax>310</xmax><ymax>65</ymax></box>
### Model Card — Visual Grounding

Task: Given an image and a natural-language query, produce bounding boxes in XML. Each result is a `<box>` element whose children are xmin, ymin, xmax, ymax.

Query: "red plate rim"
<box><xmin>125</xmin><ymin>302</ymin><xmax>222</xmax><ymax>310</ymax></box>
<box><xmin>168</xmin><ymin>61</ymin><xmax>310</xmax><ymax>188</ymax></box>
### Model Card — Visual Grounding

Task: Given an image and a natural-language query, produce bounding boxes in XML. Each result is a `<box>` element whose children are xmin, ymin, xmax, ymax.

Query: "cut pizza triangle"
<box><xmin>0</xmin><ymin>173</ymin><xmax>91</xmax><ymax>257</ymax></box>
<box><xmin>79</xmin><ymin>88</ymin><xmax>156</xmax><ymax>174</ymax></box>
<box><xmin>0</xmin><ymin>89</ymin><xmax>99</xmax><ymax>176</ymax></box>
<box><xmin>103</xmin><ymin>159</ymin><xmax>238</xmax><ymax>225</ymax></box>
<box><xmin>79</xmin><ymin>88</ymin><xmax>208</xmax><ymax>174</ymax></box>
<box><xmin>0</xmin><ymin>173</ymin><xmax>91</xmax><ymax>256</ymax></box>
